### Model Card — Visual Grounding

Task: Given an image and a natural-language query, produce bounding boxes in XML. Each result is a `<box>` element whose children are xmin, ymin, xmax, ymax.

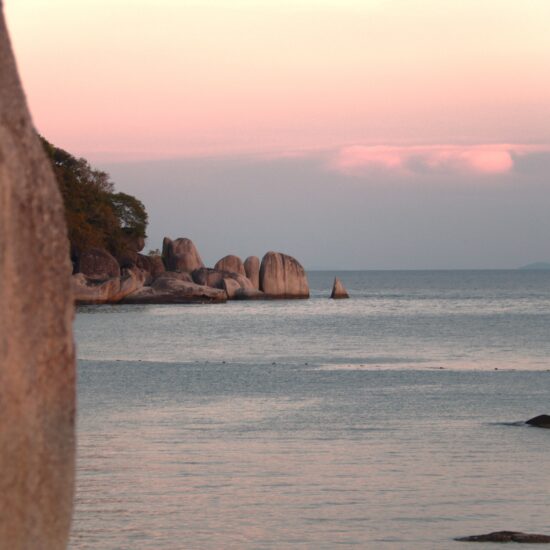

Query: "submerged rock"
<box><xmin>77</xmin><ymin>247</ymin><xmax>120</xmax><ymax>280</ymax></box>
<box><xmin>215</xmin><ymin>254</ymin><xmax>246</xmax><ymax>276</ymax></box>
<box><xmin>244</xmin><ymin>256</ymin><xmax>260</xmax><ymax>289</ymax></box>
<box><xmin>330</xmin><ymin>277</ymin><xmax>349</xmax><ymax>299</ymax></box>
<box><xmin>162</xmin><ymin>237</ymin><xmax>204</xmax><ymax>273</ymax></box>
<box><xmin>259</xmin><ymin>251</ymin><xmax>309</xmax><ymax>298</ymax></box>
<box><xmin>526</xmin><ymin>414</ymin><xmax>550</xmax><ymax>428</ymax></box>
<box><xmin>456</xmin><ymin>531</ymin><xmax>550</xmax><ymax>543</ymax></box>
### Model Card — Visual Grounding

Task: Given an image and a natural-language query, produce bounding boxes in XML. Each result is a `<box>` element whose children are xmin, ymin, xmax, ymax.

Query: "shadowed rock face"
<box><xmin>456</xmin><ymin>531</ymin><xmax>550</xmax><ymax>543</ymax></box>
<box><xmin>331</xmin><ymin>277</ymin><xmax>349</xmax><ymax>299</ymax></box>
<box><xmin>215</xmin><ymin>254</ymin><xmax>246</xmax><ymax>277</ymax></box>
<box><xmin>192</xmin><ymin>267</ymin><xmax>254</xmax><ymax>291</ymax></box>
<box><xmin>259</xmin><ymin>251</ymin><xmax>309</xmax><ymax>298</ymax></box>
<box><xmin>244</xmin><ymin>256</ymin><xmax>260</xmax><ymax>289</ymax></box>
<box><xmin>77</xmin><ymin>247</ymin><xmax>120</xmax><ymax>280</ymax></box>
<box><xmin>72</xmin><ymin>268</ymin><xmax>146</xmax><ymax>304</ymax></box>
<box><xmin>526</xmin><ymin>414</ymin><xmax>550</xmax><ymax>428</ymax></box>
<box><xmin>162</xmin><ymin>237</ymin><xmax>205</xmax><ymax>272</ymax></box>
<box><xmin>0</xmin><ymin>9</ymin><xmax>75</xmax><ymax>548</ymax></box>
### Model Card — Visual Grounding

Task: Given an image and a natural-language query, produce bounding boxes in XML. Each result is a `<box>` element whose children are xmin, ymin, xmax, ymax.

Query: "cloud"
<box><xmin>328</xmin><ymin>144</ymin><xmax>550</xmax><ymax>177</ymax></box>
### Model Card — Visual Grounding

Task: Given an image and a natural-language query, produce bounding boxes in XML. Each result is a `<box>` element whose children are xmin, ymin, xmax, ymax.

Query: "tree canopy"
<box><xmin>41</xmin><ymin>137</ymin><xmax>148</xmax><ymax>260</ymax></box>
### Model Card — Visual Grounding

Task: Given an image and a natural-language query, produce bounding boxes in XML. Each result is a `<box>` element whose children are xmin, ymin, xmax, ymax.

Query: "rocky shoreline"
<box><xmin>72</xmin><ymin>237</ymin><xmax>314</xmax><ymax>305</ymax></box>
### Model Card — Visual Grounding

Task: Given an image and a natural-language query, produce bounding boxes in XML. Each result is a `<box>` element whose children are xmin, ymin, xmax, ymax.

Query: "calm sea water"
<box><xmin>71</xmin><ymin>271</ymin><xmax>550</xmax><ymax>549</ymax></box>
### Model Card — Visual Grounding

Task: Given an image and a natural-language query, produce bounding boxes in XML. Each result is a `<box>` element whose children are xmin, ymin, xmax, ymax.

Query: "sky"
<box><xmin>5</xmin><ymin>0</ymin><xmax>550</xmax><ymax>268</ymax></box>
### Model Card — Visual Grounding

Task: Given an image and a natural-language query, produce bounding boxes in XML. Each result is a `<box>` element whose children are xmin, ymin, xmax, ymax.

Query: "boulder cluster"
<box><xmin>72</xmin><ymin>237</ymin><xmax>310</xmax><ymax>304</ymax></box>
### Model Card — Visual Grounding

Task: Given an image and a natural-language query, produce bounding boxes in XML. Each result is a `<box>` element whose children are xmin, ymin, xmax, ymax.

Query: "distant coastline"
<box><xmin>518</xmin><ymin>262</ymin><xmax>550</xmax><ymax>270</ymax></box>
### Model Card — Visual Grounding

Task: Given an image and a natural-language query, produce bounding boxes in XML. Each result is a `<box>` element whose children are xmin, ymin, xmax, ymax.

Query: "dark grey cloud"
<box><xmin>99</xmin><ymin>150</ymin><xmax>550</xmax><ymax>269</ymax></box>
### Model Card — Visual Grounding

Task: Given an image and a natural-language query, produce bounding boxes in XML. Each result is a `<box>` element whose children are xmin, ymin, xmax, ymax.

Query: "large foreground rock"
<box><xmin>526</xmin><ymin>414</ymin><xmax>550</xmax><ymax>428</ymax></box>
<box><xmin>122</xmin><ymin>277</ymin><xmax>227</xmax><ymax>304</ymax></box>
<box><xmin>215</xmin><ymin>254</ymin><xmax>246</xmax><ymax>276</ymax></box>
<box><xmin>331</xmin><ymin>277</ymin><xmax>349</xmax><ymax>299</ymax></box>
<box><xmin>244</xmin><ymin>256</ymin><xmax>260</xmax><ymax>289</ymax></box>
<box><xmin>77</xmin><ymin>247</ymin><xmax>120</xmax><ymax>280</ymax></box>
<box><xmin>0</xmin><ymin>11</ymin><xmax>75</xmax><ymax>547</ymax></box>
<box><xmin>259</xmin><ymin>251</ymin><xmax>309</xmax><ymax>298</ymax></box>
<box><xmin>72</xmin><ymin>268</ymin><xmax>146</xmax><ymax>304</ymax></box>
<box><xmin>162</xmin><ymin>237</ymin><xmax>204</xmax><ymax>272</ymax></box>
<box><xmin>456</xmin><ymin>531</ymin><xmax>550</xmax><ymax>543</ymax></box>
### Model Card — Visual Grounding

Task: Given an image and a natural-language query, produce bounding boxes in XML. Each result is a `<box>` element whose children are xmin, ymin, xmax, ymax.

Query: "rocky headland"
<box><xmin>72</xmin><ymin>236</ymin><xmax>310</xmax><ymax>304</ymax></box>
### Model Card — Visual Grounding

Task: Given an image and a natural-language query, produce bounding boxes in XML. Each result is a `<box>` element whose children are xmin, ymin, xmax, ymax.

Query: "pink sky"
<box><xmin>5</xmin><ymin>0</ymin><xmax>550</xmax><ymax>163</ymax></box>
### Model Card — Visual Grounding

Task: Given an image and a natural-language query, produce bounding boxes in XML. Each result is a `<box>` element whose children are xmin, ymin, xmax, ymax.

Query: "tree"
<box><xmin>40</xmin><ymin>136</ymin><xmax>148</xmax><ymax>262</ymax></box>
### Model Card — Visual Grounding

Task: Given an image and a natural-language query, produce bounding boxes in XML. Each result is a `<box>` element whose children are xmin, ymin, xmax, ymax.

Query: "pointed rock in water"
<box><xmin>244</xmin><ymin>256</ymin><xmax>260</xmax><ymax>289</ymax></box>
<box><xmin>455</xmin><ymin>531</ymin><xmax>550</xmax><ymax>543</ymax></box>
<box><xmin>330</xmin><ymin>277</ymin><xmax>349</xmax><ymax>299</ymax></box>
<box><xmin>526</xmin><ymin>414</ymin><xmax>550</xmax><ymax>428</ymax></box>
<box><xmin>215</xmin><ymin>254</ymin><xmax>246</xmax><ymax>277</ymax></box>
<box><xmin>162</xmin><ymin>237</ymin><xmax>205</xmax><ymax>273</ymax></box>
<box><xmin>0</xmin><ymin>11</ymin><xmax>75</xmax><ymax>546</ymax></box>
<box><xmin>259</xmin><ymin>251</ymin><xmax>309</xmax><ymax>298</ymax></box>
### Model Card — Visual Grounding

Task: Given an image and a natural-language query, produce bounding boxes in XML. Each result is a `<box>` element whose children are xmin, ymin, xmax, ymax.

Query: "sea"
<box><xmin>70</xmin><ymin>270</ymin><xmax>550</xmax><ymax>549</ymax></box>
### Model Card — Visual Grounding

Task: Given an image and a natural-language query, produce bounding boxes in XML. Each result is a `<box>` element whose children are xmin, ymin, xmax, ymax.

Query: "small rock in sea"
<box><xmin>330</xmin><ymin>277</ymin><xmax>349</xmax><ymax>299</ymax></box>
<box><xmin>455</xmin><ymin>531</ymin><xmax>550</xmax><ymax>543</ymax></box>
<box><xmin>525</xmin><ymin>414</ymin><xmax>550</xmax><ymax>428</ymax></box>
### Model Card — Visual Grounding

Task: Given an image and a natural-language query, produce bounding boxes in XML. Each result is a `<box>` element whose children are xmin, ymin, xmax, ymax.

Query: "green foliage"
<box><xmin>41</xmin><ymin>137</ymin><xmax>148</xmax><ymax>259</ymax></box>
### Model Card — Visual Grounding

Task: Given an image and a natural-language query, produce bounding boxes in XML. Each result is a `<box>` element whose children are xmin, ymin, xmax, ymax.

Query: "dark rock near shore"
<box><xmin>331</xmin><ymin>277</ymin><xmax>349</xmax><ymax>299</ymax></box>
<box><xmin>526</xmin><ymin>414</ymin><xmax>550</xmax><ymax>428</ymax></box>
<box><xmin>215</xmin><ymin>254</ymin><xmax>246</xmax><ymax>276</ymax></box>
<box><xmin>162</xmin><ymin>237</ymin><xmax>205</xmax><ymax>272</ymax></box>
<box><xmin>244</xmin><ymin>256</ymin><xmax>260</xmax><ymax>289</ymax></box>
<box><xmin>456</xmin><ymin>531</ymin><xmax>550</xmax><ymax>543</ymax></box>
<box><xmin>77</xmin><ymin>247</ymin><xmax>120</xmax><ymax>280</ymax></box>
<box><xmin>259</xmin><ymin>251</ymin><xmax>309</xmax><ymax>298</ymax></box>
<box><xmin>234</xmin><ymin>287</ymin><xmax>265</xmax><ymax>300</ymax></box>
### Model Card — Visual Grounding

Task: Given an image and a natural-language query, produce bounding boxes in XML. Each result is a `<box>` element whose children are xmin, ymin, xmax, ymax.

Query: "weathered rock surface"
<box><xmin>77</xmin><ymin>247</ymin><xmax>120</xmax><ymax>280</ymax></box>
<box><xmin>259</xmin><ymin>251</ymin><xmax>309</xmax><ymax>298</ymax></box>
<box><xmin>215</xmin><ymin>254</ymin><xmax>246</xmax><ymax>277</ymax></box>
<box><xmin>456</xmin><ymin>531</ymin><xmax>550</xmax><ymax>543</ymax></box>
<box><xmin>136</xmin><ymin>253</ymin><xmax>166</xmax><ymax>284</ymax></box>
<box><xmin>331</xmin><ymin>277</ymin><xmax>349</xmax><ymax>299</ymax></box>
<box><xmin>223</xmin><ymin>277</ymin><xmax>241</xmax><ymax>299</ymax></box>
<box><xmin>122</xmin><ymin>277</ymin><xmax>227</xmax><ymax>304</ymax></box>
<box><xmin>72</xmin><ymin>268</ymin><xmax>146</xmax><ymax>304</ymax></box>
<box><xmin>244</xmin><ymin>256</ymin><xmax>260</xmax><ymax>289</ymax></box>
<box><xmin>155</xmin><ymin>271</ymin><xmax>193</xmax><ymax>283</ymax></box>
<box><xmin>162</xmin><ymin>236</ymin><xmax>205</xmax><ymax>272</ymax></box>
<box><xmin>526</xmin><ymin>414</ymin><xmax>550</xmax><ymax>428</ymax></box>
<box><xmin>0</xmin><ymin>11</ymin><xmax>75</xmax><ymax>547</ymax></box>
<box><xmin>192</xmin><ymin>267</ymin><xmax>254</xmax><ymax>291</ymax></box>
